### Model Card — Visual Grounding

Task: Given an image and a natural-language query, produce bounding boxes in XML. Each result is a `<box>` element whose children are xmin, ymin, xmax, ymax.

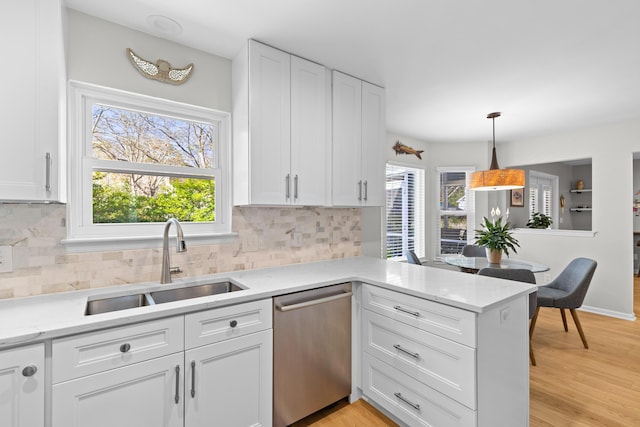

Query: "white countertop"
<box><xmin>0</xmin><ymin>256</ymin><xmax>536</xmax><ymax>348</ymax></box>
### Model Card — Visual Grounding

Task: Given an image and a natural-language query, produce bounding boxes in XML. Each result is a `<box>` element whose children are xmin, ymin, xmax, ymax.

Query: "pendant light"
<box><xmin>469</xmin><ymin>112</ymin><xmax>525</xmax><ymax>191</ymax></box>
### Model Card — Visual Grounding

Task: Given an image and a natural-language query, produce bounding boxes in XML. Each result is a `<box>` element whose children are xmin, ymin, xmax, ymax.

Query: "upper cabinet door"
<box><xmin>361</xmin><ymin>82</ymin><xmax>385</xmax><ymax>206</ymax></box>
<box><xmin>290</xmin><ymin>56</ymin><xmax>327</xmax><ymax>206</ymax></box>
<box><xmin>331</xmin><ymin>71</ymin><xmax>363</xmax><ymax>206</ymax></box>
<box><xmin>248</xmin><ymin>41</ymin><xmax>291</xmax><ymax>205</ymax></box>
<box><xmin>0</xmin><ymin>0</ymin><xmax>64</xmax><ymax>202</ymax></box>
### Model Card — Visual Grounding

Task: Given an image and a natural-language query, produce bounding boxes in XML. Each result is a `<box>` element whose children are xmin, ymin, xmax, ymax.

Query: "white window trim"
<box><xmin>434</xmin><ymin>166</ymin><xmax>476</xmax><ymax>260</ymax></box>
<box><xmin>63</xmin><ymin>81</ymin><xmax>234</xmax><ymax>252</ymax></box>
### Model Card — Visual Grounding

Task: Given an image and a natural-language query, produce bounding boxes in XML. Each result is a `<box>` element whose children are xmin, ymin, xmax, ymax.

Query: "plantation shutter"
<box><xmin>385</xmin><ymin>164</ymin><xmax>425</xmax><ymax>260</ymax></box>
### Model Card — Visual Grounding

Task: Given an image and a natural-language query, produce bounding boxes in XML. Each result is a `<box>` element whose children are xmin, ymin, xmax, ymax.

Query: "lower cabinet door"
<box><xmin>362</xmin><ymin>353</ymin><xmax>476</xmax><ymax>427</ymax></box>
<box><xmin>52</xmin><ymin>353</ymin><xmax>184</xmax><ymax>427</ymax></box>
<box><xmin>0</xmin><ymin>343</ymin><xmax>44</xmax><ymax>427</ymax></box>
<box><xmin>185</xmin><ymin>329</ymin><xmax>273</xmax><ymax>427</ymax></box>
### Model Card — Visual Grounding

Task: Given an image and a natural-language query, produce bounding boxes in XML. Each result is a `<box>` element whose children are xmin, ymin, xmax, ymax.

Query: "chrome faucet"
<box><xmin>160</xmin><ymin>218</ymin><xmax>187</xmax><ymax>284</ymax></box>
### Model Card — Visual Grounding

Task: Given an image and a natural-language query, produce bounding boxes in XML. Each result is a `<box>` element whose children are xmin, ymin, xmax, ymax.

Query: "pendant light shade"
<box><xmin>469</xmin><ymin>112</ymin><xmax>525</xmax><ymax>191</ymax></box>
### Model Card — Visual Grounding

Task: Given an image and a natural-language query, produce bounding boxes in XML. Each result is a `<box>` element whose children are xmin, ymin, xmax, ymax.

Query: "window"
<box><xmin>385</xmin><ymin>163</ymin><xmax>425</xmax><ymax>260</ymax></box>
<box><xmin>66</xmin><ymin>81</ymin><xmax>232</xmax><ymax>248</ymax></box>
<box><xmin>437</xmin><ymin>167</ymin><xmax>475</xmax><ymax>256</ymax></box>
<box><xmin>528</xmin><ymin>170</ymin><xmax>558</xmax><ymax>227</ymax></box>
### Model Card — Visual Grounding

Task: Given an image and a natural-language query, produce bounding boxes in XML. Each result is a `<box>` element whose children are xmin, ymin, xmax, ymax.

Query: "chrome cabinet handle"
<box><xmin>394</xmin><ymin>392</ymin><xmax>420</xmax><ymax>411</ymax></box>
<box><xmin>358</xmin><ymin>180</ymin><xmax>363</xmax><ymax>201</ymax></box>
<box><xmin>363</xmin><ymin>180</ymin><xmax>368</xmax><ymax>201</ymax></box>
<box><xmin>393</xmin><ymin>344</ymin><xmax>419</xmax><ymax>359</ymax></box>
<box><xmin>120</xmin><ymin>343</ymin><xmax>131</xmax><ymax>353</ymax></box>
<box><xmin>393</xmin><ymin>305</ymin><xmax>420</xmax><ymax>317</ymax></box>
<box><xmin>294</xmin><ymin>174</ymin><xmax>299</xmax><ymax>200</ymax></box>
<box><xmin>45</xmin><ymin>152</ymin><xmax>51</xmax><ymax>192</ymax></box>
<box><xmin>22</xmin><ymin>365</ymin><xmax>37</xmax><ymax>377</ymax></box>
<box><xmin>190</xmin><ymin>361</ymin><xmax>196</xmax><ymax>398</ymax></box>
<box><xmin>174</xmin><ymin>365</ymin><xmax>180</xmax><ymax>404</ymax></box>
<box><xmin>285</xmin><ymin>174</ymin><xmax>291</xmax><ymax>199</ymax></box>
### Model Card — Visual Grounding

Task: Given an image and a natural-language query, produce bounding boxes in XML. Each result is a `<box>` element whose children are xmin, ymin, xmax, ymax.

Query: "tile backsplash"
<box><xmin>0</xmin><ymin>204</ymin><xmax>361</xmax><ymax>299</ymax></box>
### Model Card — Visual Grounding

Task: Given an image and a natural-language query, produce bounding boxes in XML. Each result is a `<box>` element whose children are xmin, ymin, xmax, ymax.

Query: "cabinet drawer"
<box><xmin>185</xmin><ymin>299</ymin><xmax>272</xmax><ymax>349</ymax></box>
<box><xmin>363</xmin><ymin>309</ymin><xmax>476</xmax><ymax>409</ymax></box>
<box><xmin>52</xmin><ymin>316</ymin><xmax>184</xmax><ymax>383</ymax></box>
<box><xmin>362</xmin><ymin>284</ymin><xmax>476</xmax><ymax>347</ymax></box>
<box><xmin>363</xmin><ymin>352</ymin><xmax>476</xmax><ymax>427</ymax></box>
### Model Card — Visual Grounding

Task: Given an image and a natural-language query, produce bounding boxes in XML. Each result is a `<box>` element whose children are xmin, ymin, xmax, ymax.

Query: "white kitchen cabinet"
<box><xmin>233</xmin><ymin>40</ymin><xmax>327</xmax><ymax>206</ymax></box>
<box><xmin>185</xmin><ymin>330</ymin><xmax>273</xmax><ymax>427</ymax></box>
<box><xmin>51</xmin><ymin>299</ymin><xmax>273</xmax><ymax>427</ymax></box>
<box><xmin>0</xmin><ymin>0</ymin><xmax>65</xmax><ymax>202</ymax></box>
<box><xmin>53</xmin><ymin>353</ymin><xmax>184</xmax><ymax>427</ymax></box>
<box><xmin>361</xmin><ymin>284</ymin><xmax>530</xmax><ymax>426</ymax></box>
<box><xmin>0</xmin><ymin>343</ymin><xmax>45</xmax><ymax>427</ymax></box>
<box><xmin>332</xmin><ymin>71</ymin><xmax>385</xmax><ymax>206</ymax></box>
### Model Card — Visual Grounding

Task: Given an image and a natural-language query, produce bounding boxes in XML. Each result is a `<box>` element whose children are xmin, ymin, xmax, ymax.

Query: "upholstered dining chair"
<box><xmin>477</xmin><ymin>268</ymin><xmax>538</xmax><ymax>365</ymax></box>
<box><xmin>529</xmin><ymin>257</ymin><xmax>597</xmax><ymax>350</ymax></box>
<box><xmin>462</xmin><ymin>244</ymin><xmax>486</xmax><ymax>257</ymax></box>
<box><xmin>405</xmin><ymin>250</ymin><xmax>422</xmax><ymax>265</ymax></box>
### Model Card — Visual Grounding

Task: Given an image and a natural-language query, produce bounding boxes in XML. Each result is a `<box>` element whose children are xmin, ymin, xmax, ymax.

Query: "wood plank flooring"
<box><xmin>294</xmin><ymin>278</ymin><xmax>640</xmax><ymax>426</ymax></box>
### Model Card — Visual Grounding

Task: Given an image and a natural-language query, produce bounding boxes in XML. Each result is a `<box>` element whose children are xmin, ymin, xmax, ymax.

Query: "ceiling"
<box><xmin>65</xmin><ymin>0</ymin><xmax>640</xmax><ymax>144</ymax></box>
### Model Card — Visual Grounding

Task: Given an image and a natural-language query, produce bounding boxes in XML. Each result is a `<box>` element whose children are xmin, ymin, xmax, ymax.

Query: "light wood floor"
<box><xmin>293</xmin><ymin>278</ymin><xmax>640</xmax><ymax>426</ymax></box>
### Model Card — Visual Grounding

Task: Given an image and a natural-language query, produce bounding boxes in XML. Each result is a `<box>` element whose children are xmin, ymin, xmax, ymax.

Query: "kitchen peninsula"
<box><xmin>0</xmin><ymin>256</ymin><xmax>534</xmax><ymax>426</ymax></box>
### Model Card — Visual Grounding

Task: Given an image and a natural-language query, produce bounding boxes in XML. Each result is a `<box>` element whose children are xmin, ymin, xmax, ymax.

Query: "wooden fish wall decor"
<box><xmin>393</xmin><ymin>141</ymin><xmax>424</xmax><ymax>160</ymax></box>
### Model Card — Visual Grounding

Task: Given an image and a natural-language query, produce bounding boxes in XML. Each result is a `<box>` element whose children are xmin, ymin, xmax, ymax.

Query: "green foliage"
<box><xmin>93</xmin><ymin>175</ymin><xmax>215</xmax><ymax>224</ymax></box>
<box><xmin>527</xmin><ymin>212</ymin><xmax>552</xmax><ymax>229</ymax></box>
<box><xmin>474</xmin><ymin>216</ymin><xmax>520</xmax><ymax>256</ymax></box>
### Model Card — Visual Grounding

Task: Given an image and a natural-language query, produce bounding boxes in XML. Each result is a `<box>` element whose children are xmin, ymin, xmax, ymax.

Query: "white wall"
<box><xmin>498</xmin><ymin>118</ymin><xmax>640</xmax><ymax>319</ymax></box>
<box><xmin>67</xmin><ymin>9</ymin><xmax>231</xmax><ymax>111</ymax></box>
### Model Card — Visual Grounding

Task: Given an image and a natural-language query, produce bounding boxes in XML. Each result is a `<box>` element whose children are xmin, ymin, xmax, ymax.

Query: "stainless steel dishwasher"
<box><xmin>273</xmin><ymin>282</ymin><xmax>352</xmax><ymax>427</ymax></box>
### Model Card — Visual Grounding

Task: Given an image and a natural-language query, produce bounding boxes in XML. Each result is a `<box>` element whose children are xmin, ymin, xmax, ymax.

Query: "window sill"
<box><xmin>512</xmin><ymin>228</ymin><xmax>597</xmax><ymax>238</ymax></box>
<box><xmin>62</xmin><ymin>232</ymin><xmax>239</xmax><ymax>253</ymax></box>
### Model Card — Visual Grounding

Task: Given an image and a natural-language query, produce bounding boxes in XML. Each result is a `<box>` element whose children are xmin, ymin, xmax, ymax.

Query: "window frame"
<box><xmin>435</xmin><ymin>166</ymin><xmax>476</xmax><ymax>259</ymax></box>
<box><xmin>64</xmin><ymin>81</ymin><xmax>233</xmax><ymax>251</ymax></box>
<box><xmin>528</xmin><ymin>170</ymin><xmax>559</xmax><ymax>228</ymax></box>
<box><xmin>385</xmin><ymin>162</ymin><xmax>426</xmax><ymax>261</ymax></box>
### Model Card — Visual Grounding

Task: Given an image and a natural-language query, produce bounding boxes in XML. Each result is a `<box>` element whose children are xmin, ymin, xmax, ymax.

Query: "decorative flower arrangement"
<box><xmin>474</xmin><ymin>207</ymin><xmax>520</xmax><ymax>263</ymax></box>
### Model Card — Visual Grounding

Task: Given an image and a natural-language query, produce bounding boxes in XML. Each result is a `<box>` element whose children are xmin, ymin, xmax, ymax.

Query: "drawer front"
<box><xmin>362</xmin><ymin>284</ymin><xmax>477</xmax><ymax>347</ymax></box>
<box><xmin>363</xmin><ymin>352</ymin><xmax>476</xmax><ymax>427</ymax></box>
<box><xmin>52</xmin><ymin>316</ymin><xmax>184</xmax><ymax>383</ymax></box>
<box><xmin>363</xmin><ymin>309</ymin><xmax>476</xmax><ymax>409</ymax></box>
<box><xmin>185</xmin><ymin>299</ymin><xmax>272</xmax><ymax>349</ymax></box>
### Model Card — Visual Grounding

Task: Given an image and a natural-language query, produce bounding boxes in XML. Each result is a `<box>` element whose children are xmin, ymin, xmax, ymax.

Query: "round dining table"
<box><xmin>442</xmin><ymin>255</ymin><xmax>549</xmax><ymax>273</ymax></box>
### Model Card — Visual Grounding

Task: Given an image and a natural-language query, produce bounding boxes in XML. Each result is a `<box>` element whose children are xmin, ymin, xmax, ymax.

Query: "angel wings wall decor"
<box><xmin>127</xmin><ymin>48</ymin><xmax>194</xmax><ymax>85</ymax></box>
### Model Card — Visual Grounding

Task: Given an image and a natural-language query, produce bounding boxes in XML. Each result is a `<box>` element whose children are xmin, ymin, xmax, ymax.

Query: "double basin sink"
<box><xmin>85</xmin><ymin>281</ymin><xmax>244</xmax><ymax>315</ymax></box>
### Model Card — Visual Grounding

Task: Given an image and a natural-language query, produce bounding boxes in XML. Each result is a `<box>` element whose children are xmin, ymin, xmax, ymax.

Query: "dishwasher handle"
<box><xmin>275</xmin><ymin>291</ymin><xmax>353</xmax><ymax>312</ymax></box>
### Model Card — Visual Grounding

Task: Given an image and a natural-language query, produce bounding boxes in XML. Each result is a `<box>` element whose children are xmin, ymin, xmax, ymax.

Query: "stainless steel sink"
<box><xmin>85</xmin><ymin>293</ymin><xmax>152</xmax><ymax>315</ymax></box>
<box><xmin>150</xmin><ymin>281</ymin><xmax>243</xmax><ymax>304</ymax></box>
<box><xmin>85</xmin><ymin>281</ymin><xmax>244</xmax><ymax>315</ymax></box>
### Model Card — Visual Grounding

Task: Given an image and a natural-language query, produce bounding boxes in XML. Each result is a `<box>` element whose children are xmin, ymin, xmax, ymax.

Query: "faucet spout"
<box><xmin>161</xmin><ymin>218</ymin><xmax>187</xmax><ymax>284</ymax></box>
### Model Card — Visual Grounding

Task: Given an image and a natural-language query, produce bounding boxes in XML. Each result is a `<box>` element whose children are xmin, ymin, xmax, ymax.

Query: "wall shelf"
<box><xmin>570</xmin><ymin>189</ymin><xmax>592</xmax><ymax>193</ymax></box>
<box><xmin>570</xmin><ymin>208</ymin><xmax>592</xmax><ymax>212</ymax></box>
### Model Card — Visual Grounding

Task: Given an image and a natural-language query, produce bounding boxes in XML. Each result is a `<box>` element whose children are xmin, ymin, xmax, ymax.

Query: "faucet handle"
<box><xmin>169</xmin><ymin>266</ymin><xmax>183</xmax><ymax>275</ymax></box>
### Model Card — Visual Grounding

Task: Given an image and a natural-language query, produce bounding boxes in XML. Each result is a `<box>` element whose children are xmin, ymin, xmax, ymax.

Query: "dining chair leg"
<box><xmin>560</xmin><ymin>308</ymin><xmax>568</xmax><ymax>332</ymax></box>
<box><xmin>569</xmin><ymin>309</ymin><xmax>589</xmax><ymax>349</ymax></box>
<box><xmin>530</xmin><ymin>339</ymin><xmax>536</xmax><ymax>366</ymax></box>
<box><xmin>529</xmin><ymin>307</ymin><xmax>540</xmax><ymax>339</ymax></box>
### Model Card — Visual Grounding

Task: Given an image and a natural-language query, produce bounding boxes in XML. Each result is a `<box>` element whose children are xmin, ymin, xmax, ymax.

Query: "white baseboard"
<box><xmin>580</xmin><ymin>305</ymin><xmax>636</xmax><ymax>321</ymax></box>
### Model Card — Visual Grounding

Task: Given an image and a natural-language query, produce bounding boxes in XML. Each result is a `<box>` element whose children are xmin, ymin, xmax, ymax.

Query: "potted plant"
<box><xmin>474</xmin><ymin>209</ymin><xmax>520</xmax><ymax>264</ymax></box>
<box><xmin>527</xmin><ymin>212</ymin><xmax>552</xmax><ymax>229</ymax></box>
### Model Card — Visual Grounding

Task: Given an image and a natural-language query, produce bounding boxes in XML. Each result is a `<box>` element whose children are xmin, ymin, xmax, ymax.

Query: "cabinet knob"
<box><xmin>120</xmin><ymin>343</ymin><xmax>131</xmax><ymax>353</ymax></box>
<box><xmin>22</xmin><ymin>365</ymin><xmax>37</xmax><ymax>377</ymax></box>
<box><xmin>229</xmin><ymin>320</ymin><xmax>238</xmax><ymax>328</ymax></box>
